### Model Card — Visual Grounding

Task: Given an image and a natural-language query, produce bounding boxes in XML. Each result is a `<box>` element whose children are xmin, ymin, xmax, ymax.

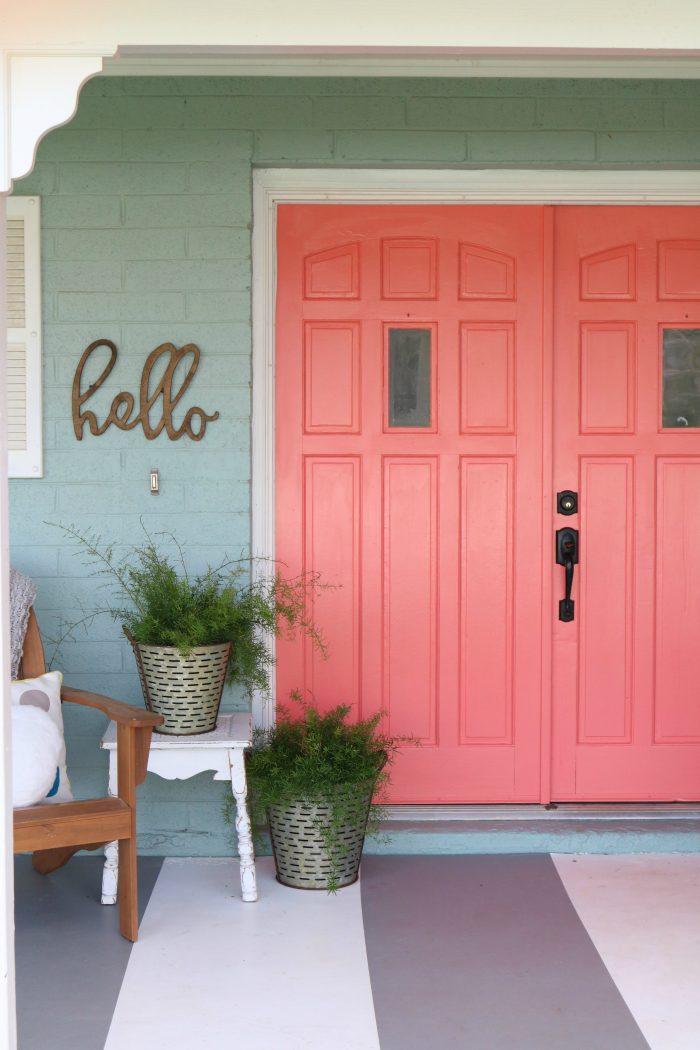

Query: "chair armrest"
<box><xmin>61</xmin><ymin>686</ymin><xmax>163</xmax><ymax>728</ymax></box>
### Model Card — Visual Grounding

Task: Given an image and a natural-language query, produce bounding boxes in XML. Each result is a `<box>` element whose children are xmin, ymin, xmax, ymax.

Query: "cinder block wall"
<box><xmin>10</xmin><ymin>76</ymin><xmax>700</xmax><ymax>855</ymax></box>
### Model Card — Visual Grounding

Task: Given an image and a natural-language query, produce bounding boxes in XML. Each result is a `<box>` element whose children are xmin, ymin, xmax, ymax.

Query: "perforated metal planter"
<box><xmin>126</xmin><ymin>632</ymin><xmax>231</xmax><ymax>735</ymax></box>
<box><xmin>268</xmin><ymin>786</ymin><xmax>374</xmax><ymax>890</ymax></box>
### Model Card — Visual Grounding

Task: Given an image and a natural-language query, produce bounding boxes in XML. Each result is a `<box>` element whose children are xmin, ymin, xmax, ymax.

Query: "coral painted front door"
<box><xmin>275</xmin><ymin>205</ymin><xmax>547</xmax><ymax>802</ymax></box>
<box><xmin>551</xmin><ymin>207</ymin><xmax>700</xmax><ymax>800</ymax></box>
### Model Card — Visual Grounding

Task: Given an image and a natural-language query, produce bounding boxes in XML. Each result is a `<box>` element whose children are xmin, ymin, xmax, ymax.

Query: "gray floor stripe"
<box><xmin>360</xmin><ymin>854</ymin><xmax>652</xmax><ymax>1050</ymax></box>
<box><xmin>15</xmin><ymin>855</ymin><xmax>163</xmax><ymax>1050</ymax></box>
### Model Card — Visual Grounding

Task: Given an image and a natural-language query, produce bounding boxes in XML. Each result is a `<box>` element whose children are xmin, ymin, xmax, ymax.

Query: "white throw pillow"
<box><xmin>11</xmin><ymin>706</ymin><xmax>63</xmax><ymax>808</ymax></box>
<box><xmin>11</xmin><ymin>671</ymin><xmax>72</xmax><ymax>803</ymax></box>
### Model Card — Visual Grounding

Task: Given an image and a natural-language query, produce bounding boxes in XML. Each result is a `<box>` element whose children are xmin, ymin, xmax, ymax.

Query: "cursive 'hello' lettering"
<box><xmin>72</xmin><ymin>340</ymin><xmax>220</xmax><ymax>442</ymax></box>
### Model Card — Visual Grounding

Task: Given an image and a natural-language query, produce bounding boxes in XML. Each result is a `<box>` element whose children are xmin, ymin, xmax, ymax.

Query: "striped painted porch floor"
<box><xmin>15</xmin><ymin>851</ymin><xmax>700</xmax><ymax>1050</ymax></box>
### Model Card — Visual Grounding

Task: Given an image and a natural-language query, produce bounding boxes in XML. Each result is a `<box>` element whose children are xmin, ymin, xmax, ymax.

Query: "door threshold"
<box><xmin>383</xmin><ymin>803</ymin><xmax>700</xmax><ymax>822</ymax></box>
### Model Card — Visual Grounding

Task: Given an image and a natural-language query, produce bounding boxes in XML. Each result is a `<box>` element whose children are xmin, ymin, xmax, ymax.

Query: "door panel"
<box><xmin>277</xmin><ymin>202</ymin><xmax>700</xmax><ymax>803</ymax></box>
<box><xmin>276</xmin><ymin>205</ymin><xmax>546</xmax><ymax>802</ymax></box>
<box><xmin>552</xmin><ymin>207</ymin><xmax>700</xmax><ymax>800</ymax></box>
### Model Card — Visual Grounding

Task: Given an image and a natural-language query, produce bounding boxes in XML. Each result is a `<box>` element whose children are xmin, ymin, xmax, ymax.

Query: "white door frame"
<box><xmin>252</xmin><ymin>168</ymin><xmax>700</xmax><ymax>734</ymax></box>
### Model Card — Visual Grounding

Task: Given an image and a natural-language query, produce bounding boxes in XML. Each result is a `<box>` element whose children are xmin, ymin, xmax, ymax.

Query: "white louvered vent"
<box><xmin>7</xmin><ymin>219</ymin><xmax>26</xmax><ymax>328</ymax></box>
<box><xmin>6</xmin><ymin>197</ymin><xmax>42</xmax><ymax>477</ymax></box>
<box><xmin>7</xmin><ymin>342</ymin><xmax>27</xmax><ymax>450</ymax></box>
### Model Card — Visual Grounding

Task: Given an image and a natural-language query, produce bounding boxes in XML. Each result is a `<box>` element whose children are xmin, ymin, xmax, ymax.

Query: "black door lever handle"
<box><xmin>556</xmin><ymin>527</ymin><xmax>579</xmax><ymax>622</ymax></box>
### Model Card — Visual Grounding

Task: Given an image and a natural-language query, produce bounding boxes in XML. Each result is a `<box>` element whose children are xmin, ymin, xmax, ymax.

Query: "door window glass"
<box><xmin>388</xmin><ymin>328</ymin><xmax>431</xmax><ymax>428</ymax></box>
<box><xmin>662</xmin><ymin>328</ymin><xmax>700</xmax><ymax>428</ymax></box>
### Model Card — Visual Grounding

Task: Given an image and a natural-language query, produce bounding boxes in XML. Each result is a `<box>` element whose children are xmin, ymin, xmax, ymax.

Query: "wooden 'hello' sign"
<box><xmin>72</xmin><ymin>340</ymin><xmax>220</xmax><ymax>441</ymax></box>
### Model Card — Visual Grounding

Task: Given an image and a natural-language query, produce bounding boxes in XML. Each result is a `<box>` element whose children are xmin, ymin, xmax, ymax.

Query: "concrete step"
<box><xmin>365</xmin><ymin>804</ymin><xmax>700</xmax><ymax>854</ymax></box>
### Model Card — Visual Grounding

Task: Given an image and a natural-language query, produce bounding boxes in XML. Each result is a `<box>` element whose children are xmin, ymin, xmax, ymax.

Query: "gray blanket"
<box><xmin>9</xmin><ymin>568</ymin><xmax>37</xmax><ymax>679</ymax></box>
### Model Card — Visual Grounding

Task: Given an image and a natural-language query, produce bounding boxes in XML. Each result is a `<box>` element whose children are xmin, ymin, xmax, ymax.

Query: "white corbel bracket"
<box><xmin>1</xmin><ymin>51</ymin><xmax>109</xmax><ymax>191</ymax></box>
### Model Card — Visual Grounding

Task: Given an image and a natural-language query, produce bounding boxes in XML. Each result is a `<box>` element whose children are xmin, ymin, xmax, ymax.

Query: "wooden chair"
<box><xmin>12</xmin><ymin>608</ymin><xmax>163</xmax><ymax>941</ymax></box>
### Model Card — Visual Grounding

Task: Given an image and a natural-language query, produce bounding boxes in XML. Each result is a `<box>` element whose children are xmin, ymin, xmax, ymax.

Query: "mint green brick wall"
<box><xmin>10</xmin><ymin>75</ymin><xmax>700</xmax><ymax>856</ymax></box>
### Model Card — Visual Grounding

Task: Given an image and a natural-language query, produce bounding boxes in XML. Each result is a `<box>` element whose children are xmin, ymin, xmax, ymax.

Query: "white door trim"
<box><xmin>251</xmin><ymin>166</ymin><xmax>700</xmax><ymax>729</ymax></box>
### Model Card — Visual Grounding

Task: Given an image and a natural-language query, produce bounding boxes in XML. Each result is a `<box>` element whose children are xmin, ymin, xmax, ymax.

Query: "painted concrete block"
<box><xmin>182</xmin><ymin>356</ymin><xmax>248</xmax><ymax>386</ymax></box>
<box><xmin>137</xmin><ymin>801</ymin><xmax>197</xmax><ymax>832</ymax></box>
<box><xmin>42</xmin><ymin>195</ymin><xmax>122</xmax><ymax>228</ymax></box>
<box><xmin>137</xmin><ymin>511</ymin><xmax>248</xmax><ymax>547</ymax></box>
<box><xmin>120</xmin><ymin>321</ymin><xmax>251</xmax><ymax>357</ymax></box>
<box><xmin>63</xmin><ymin>672</ymin><xmax>144</xmax><ymax>705</ymax></box>
<box><xmin>408</xmin><ymin>97</ymin><xmax>536</xmax><ymax>130</ymax></box>
<box><xmin>56</xmin><ymin>482</ymin><xmax>187</xmax><ymax>515</ymax></box>
<box><xmin>185</xmin><ymin>291</ymin><xmax>251</xmax><ymax>322</ymax></box>
<box><xmin>9</xmin><ymin>482</ymin><xmax>57</xmax><ymax>516</ymax></box>
<box><xmin>57</xmin><ymin>291</ymin><xmax>186</xmax><ymax>322</ymax></box>
<box><xmin>313</xmin><ymin>96</ymin><xmax>406</xmax><ymax>129</ymax></box>
<box><xmin>123</xmin><ymin>129</ymin><xmax>253</xmax><ymax>162</ymax></box>
<box><xmin>469</xmin><ymin>130</ymin><xmax>596</xmax><ymax>161</ymax></box>
<box><xmin>655</xmin><ymin>81</ymin><xmax>700</xmax><ymax>98</ymax></box>
<box><xmin>70</xmin><ymin>95</ymin><xmax>186</xmax><ymax>130</ymax></box>
<box><xmin>188</xmin><ymin>384</ymin><xmax>250</xmax><ymax>419</ymax></box>
<box><xmin>253</xmin><ymin>130</ymin><xmax>334</xmax><ymax>162</ymax></box>
<box><xmin>124</xmin><ymin>193</ymin><xmax>250</xmax><ymax>228</ymax></box>
<box><xmin>52</xmin><ymin>421</ymin><xmax>138</xmax><ymax>451</ymax></box>
<box><xmin>44</xmin><ymin>261</ymin><xmax>123</xmax><ymax>293</ymax></box>
<box><xmin>61</xmin><ymin>702</ymin><xmax>108</xmax><ymax>736</ymax></box>
<box><xmin>45</xmin><ymin>324</ymin><xmax>123</xmax><ymax>356</ymax></box>
<box><xmin>57</xmin><ymin>227</ymin><xmax>187</xmax><ymax>261</ymax></box>
<box><xmin>119</xmin><ymin>445</ymin><xmax>249</xmax><ymax>482</ymax></box>
<box><xmin>81</xmin><ymin>77</ymin><xmax>126</xmax><ymax>97</ymax></box>
<box><xmin>186</xmin><ymin>801</ymin><xmax>231</xmax><ymax>835</ymax></box>
<box><xmin>136</xmin><ymin>829</ymin><xmax>234</xmax><ymax>857</ymax></box>
<box><xmin>14</xmin><ymin>162</ymin><xmax>57</xmax><ymax>194</ymax></box>
<box><xmin>536</xmin><ymin>98</ymin><xmax>665</xmax><ymax>130</ymax></box>
<box><xmin>597</xmin><ymin>130</ymin><xmax>700</xmax><ymax>161</ymax></box>
<box><xmin>124</xmin><ymin>259</ymin><xmax>245</xmax><ymax>292</ymax></box>
<box><xmin>57</xmin><ymin>641</ymin><xmax>124</xmax><ymax>674</ymax></box>
<box><xmin>186</xmin><ymin>226</ymin><xmax>251</xmax><ymax>260</ymax></box>
<box><xmin>182</xmin><ymin>95</ymin><xmax>313</xmax><ymax>129</ymax></box>
<box><xmin>37</xmin><ymin>128</ymin><xmax>124</xmax><ymax>162</ymax></box>
<box><xmin>9</xmin><ymin>546</ymin><xmax>60</xmax><ymax>578</ymax></box>
<box><xmin>183</xmin><ymin>478</ymin><xmax>249</xmax><ymax>513</ymax></box>
<box><xmin>664</xmin><ymin>101</ymin><xmax>700</xmax><ymax>128</ymax></box>
<box><xmin>187</xmin><ymin>161</ymin><xmax>251</xmax><ymax>193</ymax></box>
<box><xmin>43</xmin><ymin>449</ymin><xmax>122</xmax><ymax>482</ymax></box>
<box><xmin>35</xmin><ymin>574</ymin><xmax>121</xmax><ymax>612</ymax></box>
<box><xmin>36</xmin><ymin>600</ymin><xmax>120</xmax><ymax>639</ymax></box>
<box><xmin>59</xmin><ymin>161</ymin><xmax>188</xmax><ymax>194</ymax></box>
<box><xmin>336</xmin><ymin>130</ymin><xmax>467</xmax><ymax>161</ymax></box>
<box><xmin>168</xmin><ymin>75</ymin><xmax>314</xmax><ymax>96</ymax></box>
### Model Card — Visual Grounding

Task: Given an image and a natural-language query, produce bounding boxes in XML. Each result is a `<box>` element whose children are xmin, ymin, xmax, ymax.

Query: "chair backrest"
<box><xmin>18</xmin><ymin>608</ymin><xmax>47</xmax><ymax>680</ymax></box>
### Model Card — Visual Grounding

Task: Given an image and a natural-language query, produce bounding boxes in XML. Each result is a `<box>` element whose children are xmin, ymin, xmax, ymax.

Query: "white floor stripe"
<box><xmin>553</xmin><ymin>854</ymin><xmax>700</xmax><ymax>1050</ymax></box>
<box><xmin>104</xmin><ymin>857</ymin><xmax>381</xmax><ymax>1050</ymax></box>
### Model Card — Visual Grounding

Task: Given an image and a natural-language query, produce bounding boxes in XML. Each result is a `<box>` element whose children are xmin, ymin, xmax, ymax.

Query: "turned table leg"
<box><xmin>229</xmin><ymin>748</ymin><xmax>257</xmax><ymax>902</ymax></box>
<box><xmin>102</xmin><ymin>752</ymin><xmax>119</xmax><ymax>905</ymax></box>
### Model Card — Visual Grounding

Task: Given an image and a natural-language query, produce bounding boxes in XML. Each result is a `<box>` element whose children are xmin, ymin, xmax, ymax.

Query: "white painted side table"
<box><xmin>99</xmin><ymin>711</ymin><xmax>257</xmax><ymax>904</ymax></box>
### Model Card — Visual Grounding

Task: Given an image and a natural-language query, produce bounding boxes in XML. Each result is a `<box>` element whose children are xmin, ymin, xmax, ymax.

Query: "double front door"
<box><xmin>275</xmin><ymin>203</ymin><xmax>700</xmax><ymax>803</ymax></box>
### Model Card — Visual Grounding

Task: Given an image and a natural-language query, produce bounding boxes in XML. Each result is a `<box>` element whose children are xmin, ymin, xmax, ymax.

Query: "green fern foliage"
<box><xmin>53</xmin><ymin>523</ymin><xmax>324</xmax><ymax>698</ymax></box>
<box><xmin>243</xmin><ymin>696</ymin><xmax>403</xmax><ymax>890</ymax></box>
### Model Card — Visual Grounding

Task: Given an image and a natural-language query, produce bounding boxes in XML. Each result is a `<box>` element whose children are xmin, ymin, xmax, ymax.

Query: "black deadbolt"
<box><xmin>557</xmin><ymin>490</ymin><xmax>578</xmax><ymax>516</ymax></box>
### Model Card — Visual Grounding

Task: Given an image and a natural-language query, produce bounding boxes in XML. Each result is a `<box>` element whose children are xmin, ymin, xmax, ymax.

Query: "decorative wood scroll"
<box><xmin>72</xmin><ymin>340</ymin><xmax>220</xmax><ymax>441</ymax></box>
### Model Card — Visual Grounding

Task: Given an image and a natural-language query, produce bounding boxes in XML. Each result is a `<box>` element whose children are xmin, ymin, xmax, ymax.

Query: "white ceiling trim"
<box><xmin>102</xmin><ymin>49</ymin><xmax>700</xmax><ymax>79</ymax></box>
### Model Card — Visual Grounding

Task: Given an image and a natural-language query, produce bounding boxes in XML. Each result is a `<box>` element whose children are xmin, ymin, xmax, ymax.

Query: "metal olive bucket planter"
<box><xmin>126</xmin><ymin>631</ymin><xmax>231</xmax><ymax>735</ymax></box>
<box><xmin>268</xmin><ymin>782</ymin><xmax>375</xmax><ymax>890</ymax></box>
